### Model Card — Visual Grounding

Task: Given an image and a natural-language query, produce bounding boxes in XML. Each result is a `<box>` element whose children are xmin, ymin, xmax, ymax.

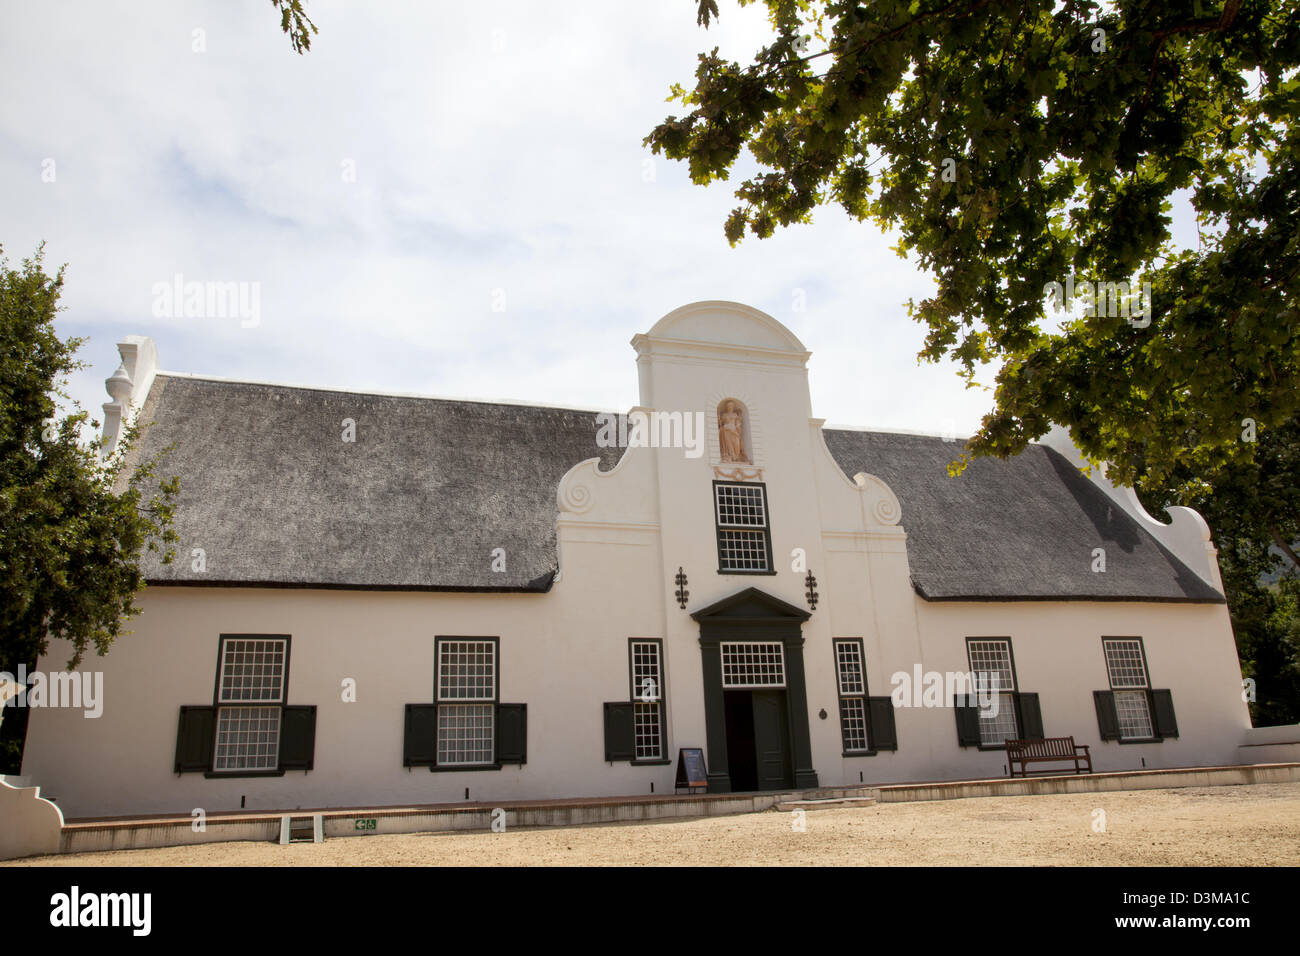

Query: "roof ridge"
<box><xmin>153</xmin><ymin>371</ymin><xmax>623</xmax><ymax>415</ymax></box>
<box><xmin>822</xmin><ymin>423</ymin><xmax>978</xmax><ymax>442</ymax></box>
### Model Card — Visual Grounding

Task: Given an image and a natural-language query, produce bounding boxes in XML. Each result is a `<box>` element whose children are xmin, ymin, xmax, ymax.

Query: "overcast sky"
<box><xmin>3</xmin><ymin>1</ymin><xmax>1044</xmax><ymax>437</ymax></box>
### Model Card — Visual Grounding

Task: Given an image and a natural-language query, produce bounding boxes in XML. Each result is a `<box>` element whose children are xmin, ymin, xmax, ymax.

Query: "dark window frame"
<box><xmin>964</xmin><ymin>636</ymin><xmax>1021</xmax><ymax>752</ymax></box>
<box><xmin>833</xmin><ymin>638</ymin><xmax>875</xmax><ymax>756</ymax></box>
<box><xmin>626</xmin><ymin>637</ymin><xmax>670</xmax><ymax>765</ymax></box>
<box><xmin>711</xmin><ymin>480</ymin><xmax>776</xmax><ymax>576</ymax></box>
<box><xmin>431</xmin><ymin>635</ymin><xmax>502</xmax><ymax>771</ymax></box>
<box><xmin>206</xmin><ymin>633</ymin><xmax>293</xmax><ymax>778</ymax></box>
<box><xmin>1100</xmin><ymin>635</ymin><xmax>1162</xmax><ymax>744</ymax></box>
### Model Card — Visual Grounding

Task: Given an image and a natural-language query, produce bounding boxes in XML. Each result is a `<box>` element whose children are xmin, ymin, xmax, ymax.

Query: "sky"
<box><xmin>2</xmin><ymin>0</ymin><xmax>1062</xmax><ymax>438</ymax></box>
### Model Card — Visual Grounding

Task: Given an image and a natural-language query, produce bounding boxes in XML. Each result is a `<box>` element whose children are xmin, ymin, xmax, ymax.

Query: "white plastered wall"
<box><xmin>21</xmin><ymin>302</ymin><xmax>1251</xmax><ymax>817</ymax></box>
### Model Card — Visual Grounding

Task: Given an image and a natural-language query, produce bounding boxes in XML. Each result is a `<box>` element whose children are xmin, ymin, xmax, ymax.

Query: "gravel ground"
<box><xmin>9</xmin><ymin>782</ymin><xmax>1300</xmax><ymax>867</ymax></box>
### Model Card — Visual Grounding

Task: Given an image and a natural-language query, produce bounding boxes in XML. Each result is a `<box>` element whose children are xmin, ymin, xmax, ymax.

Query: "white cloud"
<box><xmin>1</xmin><ymin>0</ymin><xmax>995</xmax><ymax>437</ymax></box>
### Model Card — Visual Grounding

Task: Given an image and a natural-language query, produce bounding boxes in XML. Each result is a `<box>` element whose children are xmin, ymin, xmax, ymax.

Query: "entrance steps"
<box><xmin>776</xmin><ymin>795</ymin><xmax>879</xmax><ymax>811</ymax></box>
<box><xmin>278</xmin><ymin>813</ymin><xmax>324</xmax><ymax>845</ymax></box>
<box><xmin>776</xmin><ymin>785</ymin><xmax>881</xmax><ymax>811</ymax></box>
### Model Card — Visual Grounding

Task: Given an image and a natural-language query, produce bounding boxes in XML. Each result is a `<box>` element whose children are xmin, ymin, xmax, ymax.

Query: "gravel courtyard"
<box><xmin>10</xmin><ymin>782</ymin><xmax>1300</xmax><ymax>866</ymax></box>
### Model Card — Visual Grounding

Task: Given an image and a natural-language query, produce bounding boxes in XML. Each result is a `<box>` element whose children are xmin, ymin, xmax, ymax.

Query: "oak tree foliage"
<box><xmin>650</xmin><ymin>0</ymin><xmax>1298</xmax><ymax>488</ymax></box>
<box><xmin>652</xmin><ymin>1</ymin><xmax>1300</xmax><ymax>720</ymax></box>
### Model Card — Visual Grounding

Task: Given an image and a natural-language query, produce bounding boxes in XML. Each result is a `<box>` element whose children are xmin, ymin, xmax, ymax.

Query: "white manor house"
<box><xmin>20</xmin><ymin>301</ymin><xmax>1251</xmax><ymax>818</ymax></box>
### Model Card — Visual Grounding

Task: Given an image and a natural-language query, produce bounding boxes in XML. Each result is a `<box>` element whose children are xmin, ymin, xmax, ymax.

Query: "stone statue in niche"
<box><xmin>718</xmin><ymin>400</ymin><xmax>749</xmax><ymax>463</ymax></box>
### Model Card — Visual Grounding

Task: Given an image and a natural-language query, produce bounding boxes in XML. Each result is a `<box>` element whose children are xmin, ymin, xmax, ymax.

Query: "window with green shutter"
<box><xmin>212</xmin><ymin>635</ymin><xmax>290</xmax><ymax>773</ymax></box>
<box><xmin>1099</xmin><ymin>637</ymin><xmax>1175</xmax><ymax>742</ymax></box>
<box><xmin>405</xmin><ymin>638</ymin><xmax>525</xmax><ymax>771</ymax></box>
<box><xmin>436</xmin><ymin>637</ymin><xmax>498</xmax><ymax>766</ymax></box>
<box><xmin>603</xmin><ymin>639</ymin><xmax>669</xmax><ymax>764</ymax></box>
<box><xmin>834</xmin><ymin>638</ymin><xmax>896</xmax><ymax>754</ymax></box>
<box><xmin>173</xmin><ymin>634</ymin><xmax>315</xmax><ymax>776</ymax></box>
<box><xmin>966</xmin><ymin>638</ymin><xmax>1019</xmax><ymax>747</ymax></box>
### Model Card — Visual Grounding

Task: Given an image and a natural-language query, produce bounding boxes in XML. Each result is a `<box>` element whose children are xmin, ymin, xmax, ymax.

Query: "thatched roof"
<box><xmin>131</xmin><ymin>374</ymin><xmax>1221</xmax><ymax>602</ymax></box>
<box><xmin>822</xmin><ymin>429</ymin><xmax>1222</xmax><ymax>602</ymax></box>
<box><xmin>132</xmin><ymin>374</ymin><xmax>621</xmax><ymax>591</ymax></box>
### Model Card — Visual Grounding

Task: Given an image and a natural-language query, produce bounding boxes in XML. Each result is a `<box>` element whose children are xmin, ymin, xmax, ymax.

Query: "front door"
<box><xmin>751</xmin><ymin>689</ymin><xmax>794</xmax><ymax>791</ymax></box>
<box><xmin>693</xmin><ymin>587</ymin><xmax>820</xmax><ymax>793</ymax></box>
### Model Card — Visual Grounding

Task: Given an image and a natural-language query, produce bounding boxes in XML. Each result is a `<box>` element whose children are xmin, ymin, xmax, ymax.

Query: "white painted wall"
<box><xmin>21</xmin><ymin>302</ymin><xmax>1251</xmax><ymax>818</ymax></box>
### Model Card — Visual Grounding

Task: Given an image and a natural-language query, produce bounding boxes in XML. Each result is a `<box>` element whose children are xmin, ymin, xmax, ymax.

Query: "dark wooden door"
<box><xmin>751</xmin><ymin>690</ymin><xmax>794</xmax><ymax>791</ymax></box>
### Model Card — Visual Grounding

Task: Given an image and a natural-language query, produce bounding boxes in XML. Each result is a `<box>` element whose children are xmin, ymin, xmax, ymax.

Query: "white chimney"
<box><xmin>101</xmin><ymin>335</ymin><xmax>158</xmax><ymax>458</ymax></box>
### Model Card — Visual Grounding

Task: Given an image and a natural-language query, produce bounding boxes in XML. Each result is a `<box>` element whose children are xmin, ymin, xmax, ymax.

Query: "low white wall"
<box><xmin>1240</xmin><ymin>723</ymin><xmax>1300</xmax><ymax>764</ymax></box>
<box><xmin>0</xmin><ymin>777</ymin><xmax>65</xmax><ymax>861</ymax></box>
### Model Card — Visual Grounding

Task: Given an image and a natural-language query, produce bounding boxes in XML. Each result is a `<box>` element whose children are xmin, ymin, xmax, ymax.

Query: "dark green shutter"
<box><xmin>496</xmin><ymin>703</ymin><xmax>527</xmax><ymax>764</ymax></box>
<box><xmin>866</xmin><ymin>697</ymin><xmax>898</xmax><ymax>751</ymax></box>
<box><xmin>174</xmin><ymin>706</ymin><xmax>216</xmax><ymax>772</ymax></box>
<box><xmin>278</xmin><ymin>705</ymin><xmax>317</xmax><ymax>771</ymax></box>
<box><xmin>1093</xmin><ymin>691</ymin><xmax>1120</xmax><ymax>741</ymax></box>
<box><xmin>1150</xmin><ymin>689</ymin><xmax>1179</xmax><ymax>739</ymax></box>
<box><xmin>1014</xmin><ymin>692</ymin><xmax>1044</xmax><ymax>739</ymax></box>
<box><xmin>403</xmin><ymin>703</ymin><xmax>438</xmax><ymax>767</ymax></box>
<box><xmin>603</xmin><ymin>702</ymin><xmax>636</xmax><ymax>761</ymax></box>
<box><xmin>954</xmin><ymin>695</ymin><xmax>981</xmax><ymax>747</ymax></box>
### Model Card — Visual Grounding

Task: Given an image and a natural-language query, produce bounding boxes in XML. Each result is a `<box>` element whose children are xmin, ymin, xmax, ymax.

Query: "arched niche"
<box><xmin>717</xmin><ymin>398</ymin><xmax>753</xmax><ymax>465</ymax></box>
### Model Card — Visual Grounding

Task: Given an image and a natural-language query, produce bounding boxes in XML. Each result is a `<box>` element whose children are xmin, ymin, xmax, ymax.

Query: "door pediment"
<box><xmin>690</xmin><ymin>587</ymin><xmax>811</xmax><ymax>624</ymax></box>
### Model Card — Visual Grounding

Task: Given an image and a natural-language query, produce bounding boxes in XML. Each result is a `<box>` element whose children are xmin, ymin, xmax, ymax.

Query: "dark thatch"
<box><xmin>821</xmin><ymin>429</ymin><xmax>1223</xmax><ymax>602</ymax></box>
<box><xmin>132</xmin><ymin>375</ymin><xmax>1222</xmax><ymax>601</ymax></box>
<box><xmin>133</xmin><ymin>375</ymin><xmax>622</xmax><ymax>591</ymax></box>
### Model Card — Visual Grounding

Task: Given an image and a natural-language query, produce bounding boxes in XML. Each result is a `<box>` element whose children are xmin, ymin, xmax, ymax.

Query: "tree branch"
<box><xmin>1270</xmin><ymin>526</ymin><xmax>1300</xmax><ymax>574</ymax></box>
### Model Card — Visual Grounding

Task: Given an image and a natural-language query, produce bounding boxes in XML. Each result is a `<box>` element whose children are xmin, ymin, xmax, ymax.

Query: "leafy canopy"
<box><xmin>0</xmin><ymin>245</ymin><xmax>178</xmax><ymax>672</ymax></box>
<box><xmin>648</xmin><ymin>0</ymin><xmax>1300</xmax><ymax>491</ymax></box>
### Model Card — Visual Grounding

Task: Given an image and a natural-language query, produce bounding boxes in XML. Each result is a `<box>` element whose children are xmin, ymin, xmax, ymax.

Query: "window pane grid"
<box><xmin>436</xmin><ymin>640</ymin><xmax>496</xmax><ymax>765</ymax></box>
<box><xmin>218</xmin><ymin>638</ymin><xmax>286</xmax><ymax>703</ymax></box>
<box><xmin>839</xmin><ymin>697</ymin><xmax>869</xmax><ymax>753</ymax></box>
<box><xmin>721</xmin><ymin>642</ymin><xmax>785</xmax><ymax>688</ymax></box>
<box><xmin>978</xmin><ymin>692</ymin><xmax>1019</xmax><ymax>747</ymax></box>
<box><xmin>1115</xmin><ymin>689</ymin><xmax>1154</xmax><ymax>739</ymax></box>
<box><xmin>715</xmin><ymin>483</ymin><xmax>771</xmax><ymax>572</ymax></box>
<box><xmin>835</xmin><ymin>640</ymin><xmax>865</xmax><ymax>696</ymax></box>
<box><xmin>213</xmin><ymin>705</ymin><xmax>280</xmax><ymax>771</ymax></box>
<box><xmin>629</xmin><ymin>640</ymin><xmax>664</xmax><ymax>760</ymax></box>
<box><xmin>631</xmin><ymin>641</ymin><xmax>662</xmax><ymax>702</ymax></box>
<box><xmin>1104</xmin><ymin>640</ymin><xmax>1149</xmax><ymax>689</ymax></box>
<box><xmin>437</xmin><ymin>703</ymin><xmax>494</xmax><ymax>765</ymax></box>
<box><xmin>634</xmin><ymin>702</ymin><xmax>662</xmax><ymax>760</ymax></box>
<box><xmin>714</xmin><ymin>484</ymin><xmax>767</xmax><ymax>527</ymax></box>
<box><xmin>967</xmin><ymin>640</ymin><xmax>1015</xmax><ymax>694</ymax></box>
<box><xmin>438</xmin><ymin>640</ymin><xmax>496</xmax><ymax>701</ymax></box>
<box><xmin>718</xmin><ymin>529</ymin><xmax>770</xmax><ymax>571</ymax></box>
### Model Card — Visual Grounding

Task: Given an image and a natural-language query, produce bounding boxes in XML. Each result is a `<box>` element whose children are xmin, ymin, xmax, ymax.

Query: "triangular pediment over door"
<box><xmin>690</xmin><ymin>586</ymin><xmax>811</xmax><ymax>624</ymax></box>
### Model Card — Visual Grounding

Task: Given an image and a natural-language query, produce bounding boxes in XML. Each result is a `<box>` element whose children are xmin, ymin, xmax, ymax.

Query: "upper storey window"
<box><xmin>713</xmin><ymin>481</ymin><xmax>774</xmax><ymax>573</ymax></box>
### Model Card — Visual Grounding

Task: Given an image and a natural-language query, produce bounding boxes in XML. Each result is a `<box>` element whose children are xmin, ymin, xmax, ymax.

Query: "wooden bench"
<box><xmin>1005</xmin><ymin>737</ymin><xmax>1092</xmax><ymax>777</ymax></box>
